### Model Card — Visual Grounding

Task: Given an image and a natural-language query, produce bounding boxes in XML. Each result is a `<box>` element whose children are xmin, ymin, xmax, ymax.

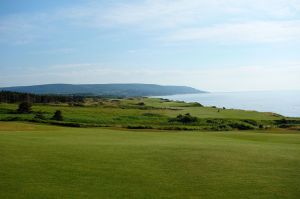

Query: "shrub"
<box><xmin>169</xmin><ymin>113</ymin><xmax>198</xmax><ymax>124</ymax></box>
<box><xmin>17</xmin><ymin>102</ymin><xmax>32</xmax><ymax>113</ymax></box>
<box><xmin>160</xmin><ymin>126</ymin><xmax>189</xmax><ymax>131</ymax></box>
<box><xmin>50</xmin><ymin>121</ymin><xmax>81</xmax><ymax>127</ymax></box>
<box><xmin>242</xmin><ymin>119</ymin><xmax>259</xmax><ymax>126</ymax></box>
<box><xmin>34</xmin><ymin>111</ymin><xmax>45</xmax><ymax>120</ymax></box>
<box><xmin>136</xmin><ymin>102</ymin><xmax>145</xmax><ymax>106</ymax></box>
<box><xmin>52</xmin><ymin>110</ymin><xmax>63</xmax><ymax>121</ymax></box>
<box><xmin>228</xmin><ymin>122</ymin><xmax>255</xmax><ymax>130</ymax></box>
<box><xmin>0</xmin><ymin>116</ymin><xmax>20</xmax><ymax>121</ymax></box>
<box><xmin>209</xmin><ymin>124</ymin><xmax>232</xmax><ymax>131</ymax></box>
<box><xmin>127</xmin><ymin>125</ymin><xmax>153</xmax><ymax>129</ymax></box>
<box><xmin>73</xmin><ymin>103</ymin><xmax>85</xmax><ymax>107</ymax></box>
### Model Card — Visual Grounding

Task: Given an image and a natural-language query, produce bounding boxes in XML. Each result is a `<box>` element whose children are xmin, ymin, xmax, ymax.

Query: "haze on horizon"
<box><xmin>1</xmin><ymin>0</ymin><xmax>300</xmax><ymax>92</ymax></box>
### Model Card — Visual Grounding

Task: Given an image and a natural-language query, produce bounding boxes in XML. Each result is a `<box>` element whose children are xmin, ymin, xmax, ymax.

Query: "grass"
<box><xmin>0</xmin><ymin>97</ymin><xmax>287</xmax><ymax>130</ymax></box>
<box><xmin>0</xmin><ymin>122</ymin><xmax>300</xmax><ymax>199</ymax></box>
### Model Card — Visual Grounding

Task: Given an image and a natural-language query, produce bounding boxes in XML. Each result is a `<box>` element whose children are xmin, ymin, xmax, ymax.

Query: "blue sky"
<box><xmin>0</xmin><ymin>0</ymin><xmax>300</xmax><ymax>91</ymax></box>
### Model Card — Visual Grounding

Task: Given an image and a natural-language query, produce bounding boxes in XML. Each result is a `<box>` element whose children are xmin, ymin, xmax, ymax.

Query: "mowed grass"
<box><xmin>1</xmin><ymin>122</ymin><xmax>300</xmax><ymax>199</ymax></box>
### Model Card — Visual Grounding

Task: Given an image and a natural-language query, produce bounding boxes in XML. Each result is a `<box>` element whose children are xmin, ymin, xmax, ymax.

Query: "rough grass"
<box><xmin>0</xmin><ymin>98</ymin><xmax>284</xmax><ymax>130</ymax></box>
<box><xmin>0</xmin><ymin>122</ymin><xmax>299</xmax><ymax>199</ymax></box>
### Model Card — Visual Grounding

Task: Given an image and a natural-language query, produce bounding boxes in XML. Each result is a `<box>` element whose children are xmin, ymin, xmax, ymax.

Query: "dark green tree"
<box><xmin>52</xmin><ymin>110</ymin><xmax>63</xmax><ymax>121</ymax></box>
<box><xmin>17</xmin><ymin>102</ymin><xmax>32</xmax><ymax>113</ymax></box>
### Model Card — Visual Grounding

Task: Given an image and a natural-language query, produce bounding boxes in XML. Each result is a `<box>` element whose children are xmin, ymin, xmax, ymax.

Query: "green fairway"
<box><xmin>0</xmin><ymin>122</ymin><xmax>299</xmax><ymax>199</ymax></box>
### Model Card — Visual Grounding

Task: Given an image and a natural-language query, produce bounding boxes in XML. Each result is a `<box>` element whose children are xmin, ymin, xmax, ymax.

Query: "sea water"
<box><xmin>157</xmin><ymin>90</ymin><xmax>300</xmax><ymax>117</ymax></box>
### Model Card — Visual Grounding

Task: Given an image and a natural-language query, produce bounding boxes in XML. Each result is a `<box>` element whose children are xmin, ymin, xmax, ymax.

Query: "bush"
<box><xmin>0</xmin><ymin>116</ymin><xmax>20</xmax><ymax>121</ymax></box>
<box><xmin>228</xmin><ymin>122</ymin><xmax>255</xmax><ymax>130</ymax></box>
<box><xmin>127</xmin><ymin>125</ymin><xmax>153</xmax><ymax>129</ymax></box>
<box><xmin>136</xmin><ymin>102</ymin><xmax>145</xmax><ymax>106</ymax></box>
<box><xmin>169</xmin><ymin>113</ymin><xmax>198</xmax><ymax>124</ymax></box>
<box><xmin>73</xmin><ymin>103</ymin><xmax>85</xmax><ymax>107</ymax></box>
<box><xmin>242</xmin><ymin>119</ymin><xmax>259</xmax><ymax>126</ymax></box>
<box><xmin>17</xmin><ymin>102</ymin><xmax>32</xmax><ymax>113</ymax></box>
<box><xmin>206</xmin><ymin>119</ymin><xmax>257</xmax><ymax>131</ymax></box>
<box><xmin>34</xmin><ymin>111</ymin><xmax>46</xmax><ymax>120</ymax></box>
<box><xmin>160</xmin><ymin>126</ymin><xmax>189</xmax><ymax>131</ymax></box>
<box><xmin>50</xmin><ymin>121</ymin><xmax>81</xmax><ymax>127</ymax></box>
<box><xmin>209</xmin><ymin>124</ymin><xmax>232</xmax><ymax>131</ymax></box>
<box><xmin>52</xmin><ymin>110</ymin><xmax>63</xmax><ymax>121</ymax></box>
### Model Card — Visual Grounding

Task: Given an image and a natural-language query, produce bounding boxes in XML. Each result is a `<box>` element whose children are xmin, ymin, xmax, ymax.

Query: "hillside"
<box><xmin>0</xmin><ymin>84</ymin><xmax>204</xmax><ymax>97</ymax></box>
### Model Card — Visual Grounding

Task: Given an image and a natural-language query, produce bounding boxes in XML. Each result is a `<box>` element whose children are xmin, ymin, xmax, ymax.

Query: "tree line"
<box><xmin>0</xmin><ymin>91</ymin><xmax>85</xmax><ymax>104</ymax></box>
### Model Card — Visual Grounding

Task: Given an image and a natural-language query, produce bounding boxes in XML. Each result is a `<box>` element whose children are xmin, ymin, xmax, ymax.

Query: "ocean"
<box><xmin>157</xmin><ymin>90</ymin><xmax>300</xmax><ymax>117</ymax></box>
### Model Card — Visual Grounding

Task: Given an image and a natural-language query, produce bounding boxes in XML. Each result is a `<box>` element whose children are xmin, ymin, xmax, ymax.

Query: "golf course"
<box><xmin>2</xmin><ymin>0</ymin><xmax>300</xmax><ymax>198</ymax></box>
<box><xmin>1</xmin><ymin>121</ymin><xmax>300</xmax><ymax>199</ymax></box>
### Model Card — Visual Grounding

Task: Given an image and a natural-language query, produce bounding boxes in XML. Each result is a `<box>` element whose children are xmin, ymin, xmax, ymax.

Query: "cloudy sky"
<box><xmin>0</xmin><ymin>0</ymin><xmax>300</xmax><ymax>91</ymax></box>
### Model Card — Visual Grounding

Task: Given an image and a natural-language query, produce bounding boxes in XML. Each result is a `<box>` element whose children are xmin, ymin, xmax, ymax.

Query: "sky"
<box><xmin>0</xmin><ymin>0</ymin><xmax>300</xmax><ymax>92</ymax></box>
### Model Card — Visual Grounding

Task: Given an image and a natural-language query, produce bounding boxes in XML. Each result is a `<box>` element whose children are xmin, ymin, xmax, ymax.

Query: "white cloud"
<box><xmin>166</xmin><ymin>20</ymin><xmax>300</xmax><ymax>43</ymax></box>
<box><xmin>1</xmin><ymin>0</ymin><xmax>300</xmax><ymax>45</ymax></box>
<box><xmin>0</xmin><ymin>13</ymin><xmax>54</xmax><ymax>44</ymax></box>
<box><xmin>1</xmin><ymin>0</ymin><xmax>300</xmax><ymax>42</ymax></box>
<box><xmin>29</xmin><ymin>48</ymin><xmax>76</xmax><ymax>55</ymax></box>
<box><xmin>101</xmin><ymin>0</ymin><xmax>300</xmax><ymax>28</ymax></box>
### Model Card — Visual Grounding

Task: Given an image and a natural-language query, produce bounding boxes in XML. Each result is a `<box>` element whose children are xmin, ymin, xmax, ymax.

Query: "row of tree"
<box><xmin>0</xmin><ymin>91</ymin><xmax>85</xmax><ymax>104</ymax></box>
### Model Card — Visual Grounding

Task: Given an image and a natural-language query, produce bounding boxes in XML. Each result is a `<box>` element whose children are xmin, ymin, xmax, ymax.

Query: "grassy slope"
<box><xmin>0</xmin><ymin>122</ymin><xmax>299</xmax><ymax>199</ymax></box>
<box><xmin>0</xmin><ymin>98</ymin><xmax>283</xmax><ymax>129</ymax></box>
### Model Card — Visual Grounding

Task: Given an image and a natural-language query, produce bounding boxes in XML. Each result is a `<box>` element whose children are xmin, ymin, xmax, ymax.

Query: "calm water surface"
<box><xmin>157</xmin><ymin>91</ymin><xmax>300</xmax><ymax>117</ymax></box>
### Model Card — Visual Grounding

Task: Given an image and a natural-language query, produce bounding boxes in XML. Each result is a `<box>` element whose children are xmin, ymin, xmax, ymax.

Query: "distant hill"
<box><xmin>0</xmin><ymin>84</ymin><xmax>205</xmax><ymax>97</ymax></box>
